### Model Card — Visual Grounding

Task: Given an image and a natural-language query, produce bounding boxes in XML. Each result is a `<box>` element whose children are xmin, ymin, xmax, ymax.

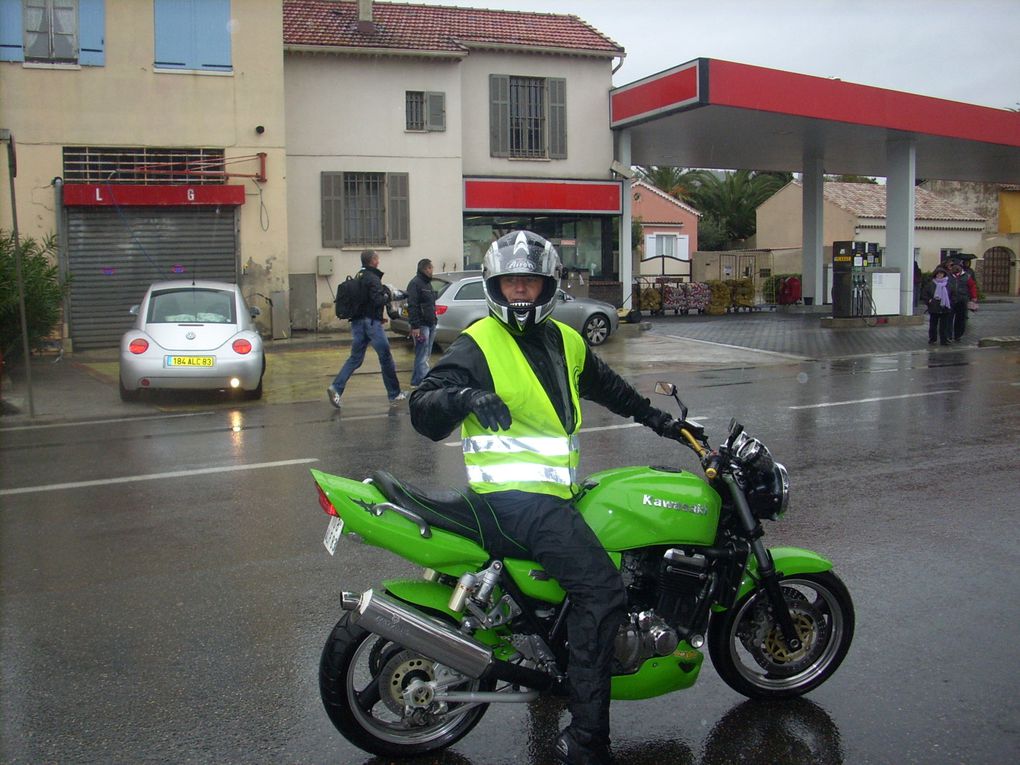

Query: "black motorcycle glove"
<box><xmin>641</xmin><ymin>408</ymin><xmax>705</xmax><ymax>443</ymax></box>
<box><xmin>457</xmin><ymin>388</ymin><xmax>512</xmax><ymax>431</ymax></box>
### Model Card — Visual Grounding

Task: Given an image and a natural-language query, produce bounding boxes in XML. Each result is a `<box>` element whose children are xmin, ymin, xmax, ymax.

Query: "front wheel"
<box><xmin>319</xmin><ymin>612</ymin><xmax>493</xmax><ymax>758</ymax></box>
<box><xmin>708</xmin><ymin>572</ymin><xmax>854</xmax><ymax>699</ymax></box>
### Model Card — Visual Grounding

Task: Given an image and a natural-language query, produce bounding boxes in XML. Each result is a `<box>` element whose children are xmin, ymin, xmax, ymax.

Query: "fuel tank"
<box><xmin>577</xmin><ymin>466</ymin><xmax>722</xmax><ymax>550</ymax></box>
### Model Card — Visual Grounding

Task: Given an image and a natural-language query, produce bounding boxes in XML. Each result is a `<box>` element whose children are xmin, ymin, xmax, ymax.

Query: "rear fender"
<box><xmin>733</xmin><ymin>546</ymin><xmax>833</xmax><ymax>602</ymax></box>
<box><xmin>312</xmin><ymin>469</ymin><xmax>488</xmax><ymax>574</ymax></box>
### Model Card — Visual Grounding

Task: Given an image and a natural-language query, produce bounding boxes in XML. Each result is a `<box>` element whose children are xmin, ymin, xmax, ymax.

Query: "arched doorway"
<box><xmin>981</xmin><ymin>246</ymin><xmax>1014</xmax><ymax>294</ymax></box>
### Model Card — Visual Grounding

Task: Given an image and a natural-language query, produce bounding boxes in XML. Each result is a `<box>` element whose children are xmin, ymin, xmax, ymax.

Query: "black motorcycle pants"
<box><xmin>479</xmin><ymin>490</ymin><xmax>627</xmax><ymax>742</ymax></box>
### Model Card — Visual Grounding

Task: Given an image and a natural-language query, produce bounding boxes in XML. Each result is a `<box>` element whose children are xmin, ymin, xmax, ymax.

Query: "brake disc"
<box><xmin>378</xmin><ymin>650</ymin><xmax>436</xmax><ymax>716</ymax></box>
<box><xmin>746</xmin><ymin>588</ymin><xmax>830</xmax><ymax>677</ymax></box>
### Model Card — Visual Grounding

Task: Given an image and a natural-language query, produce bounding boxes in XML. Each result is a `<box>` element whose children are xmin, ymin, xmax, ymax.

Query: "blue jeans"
<box><xmin>410</xmin><ymin>324</ymin><xmax>436</xmax><ymax>387</ymax></box>
<box><xmin>331</xmin><ymin>318</ymin><xmax>401</xmax><ymax>399</ymax></box>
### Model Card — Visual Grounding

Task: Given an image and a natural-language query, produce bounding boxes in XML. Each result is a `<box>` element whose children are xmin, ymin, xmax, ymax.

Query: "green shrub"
<box><xmin>0</xmin><ymin>231</ymin><xmax>68</xmax><ymax>360</ymax></box>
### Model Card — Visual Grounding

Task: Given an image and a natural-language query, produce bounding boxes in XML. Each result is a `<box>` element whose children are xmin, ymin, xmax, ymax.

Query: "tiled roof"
<box><xmin>633</xmin><ymin>180</ymin><xmax>702</xmax><ymax>219</ymax></box>
<box><xmin>799</xmin><ymin>181</ymin><xmax>985</xmax><ymax>221</ymax></box>
<box><xmin>283</xmin><ymin>1</ymin><xmax>625</xmax><ymax>57</ymax></box>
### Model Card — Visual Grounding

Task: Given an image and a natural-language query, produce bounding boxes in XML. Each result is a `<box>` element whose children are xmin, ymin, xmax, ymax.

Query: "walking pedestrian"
<box><xmin>405</xmin><ymin>258</ymin><xmax>438</xmax><ymax>387</ymax></box>
<box><xmin>327</xmin><ymin>250</ymin><xmax>407</xmax><ymax>408</ymax></box>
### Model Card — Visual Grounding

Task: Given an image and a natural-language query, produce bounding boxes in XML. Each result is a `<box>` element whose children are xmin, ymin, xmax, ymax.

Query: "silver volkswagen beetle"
<box><xmin>119</xmin><ymin>280</ymin><xmax>265</xmax><ymax>401</ymax></box>
<box><xmin>391</xmin><ymin>272</ymin><xmax>619</xmax><ymax>348</ymax></box>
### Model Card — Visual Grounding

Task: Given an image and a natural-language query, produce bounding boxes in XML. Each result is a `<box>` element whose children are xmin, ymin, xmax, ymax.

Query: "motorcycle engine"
<box><xmin>614</xmin><ymin>548</ymin><xmax>713</xmax><ymax>673</ymax></box>
<box><xmin>614</xmin><ymin>610</ymin><xmax>679</xmax><ymax>673</ymax></box>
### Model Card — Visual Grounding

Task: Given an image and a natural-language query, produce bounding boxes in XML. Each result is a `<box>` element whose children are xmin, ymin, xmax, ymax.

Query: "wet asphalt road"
<box><xmin>2</xmin><ymin>338</ymin><xmax>1019</xmax><ymax>764</ymax></box>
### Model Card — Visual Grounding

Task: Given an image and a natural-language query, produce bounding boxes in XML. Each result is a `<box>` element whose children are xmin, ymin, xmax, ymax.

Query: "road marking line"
<box><xmin>788</xmin><ymin>390</ymin><xmax>959</xmax><ymax>410</ymax></box>
<box><xmin>0</xmin><ymin>411</ymin><xmax>216</xmax><ymax>432</ymax></box>
<box><xmin>0</xmin><ymin>458</ymin><xmax>319</xmax><ymax>497</ymax></box>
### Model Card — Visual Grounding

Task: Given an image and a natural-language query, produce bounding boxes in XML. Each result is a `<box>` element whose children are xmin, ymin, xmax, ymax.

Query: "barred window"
<box><xmin>490</xmin><ymin>75</ymin><xmax>566</xmax><ymax>159</ymax></box>
<box><xmin>321</xmin><ymin>172</ymin><xmax>410</xmax><ymax>248</ymax></box>
<box><xmin>406</xmin><ymin>91</ymin><xmax>446</xmax><ymax>132</ymax></box>
<box><xmin>62</xmin><ymin>147</ymin><xmax>227</xmax><ymax>184</ymax></box>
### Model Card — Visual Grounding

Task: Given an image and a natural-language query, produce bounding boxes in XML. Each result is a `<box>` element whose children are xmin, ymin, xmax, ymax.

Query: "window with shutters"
<box><xmin>153</xmin><ymin>0</ymin><xmax>231</xmax><ymax>72</ymax></box>
<box><xmin>405</xmin><ymin>91</ymin><xmax>445</xmax><ymax>132</ymax></box>
<box><xmin>2</xmin><ymin>0</ymin><xmax>103</xmax><ymax>65</ymax></box>
<box><xmin>321</xmin><ymin>172</ymin><xmax>411</xmax><ymax>248</ymax></box>
<box><xmin>489</xmin><ymin>75</ymin><xmax>567</xmax><ymax>160</ymax></box>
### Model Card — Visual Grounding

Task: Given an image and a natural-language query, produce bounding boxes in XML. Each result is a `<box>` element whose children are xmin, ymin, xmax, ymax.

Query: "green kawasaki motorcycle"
<box><xmin>313</xmin><ymin>383</ymin><xmax>855</xmax><ymax>758</ymax></box>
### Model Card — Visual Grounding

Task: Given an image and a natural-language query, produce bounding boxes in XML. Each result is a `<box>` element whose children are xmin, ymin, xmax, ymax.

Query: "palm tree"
<box><xmin>687</xmin><ymin>170</ymin><xmax>789</xmax><ymax>249</ymax></box>
<box><xmin>634</xmin><ymin>166</ymin><xmax>703</xmax><ymax>203</ymax></box>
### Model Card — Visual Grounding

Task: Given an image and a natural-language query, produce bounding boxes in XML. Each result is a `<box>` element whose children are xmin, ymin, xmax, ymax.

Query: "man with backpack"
<box><xmin>328</xmin><ymin>250</ymin><xmax>406</xmax><ymax>408</ymax></box>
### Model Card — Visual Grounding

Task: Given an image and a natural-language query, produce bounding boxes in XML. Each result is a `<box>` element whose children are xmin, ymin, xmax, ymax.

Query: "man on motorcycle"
<box><xmin>409</xmin><ymin>230</ymin><xmax>684</xmax><ymax>765</ymax></box>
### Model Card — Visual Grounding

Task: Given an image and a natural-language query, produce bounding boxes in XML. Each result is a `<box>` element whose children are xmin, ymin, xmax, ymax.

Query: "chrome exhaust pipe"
<box><xmin>341</xmin><ymin>589</ymin><xmax>554</xmax><ymax>690</ymax></box>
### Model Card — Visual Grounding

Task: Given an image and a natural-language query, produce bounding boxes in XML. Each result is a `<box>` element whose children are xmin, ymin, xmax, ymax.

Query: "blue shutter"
<box><xmin>154</xmin><ymin>0</ymin><xmax>231</xmax><ymax>71</ymax></box>
<box><xmin>0</xmin><ymin>0</ymin><xmax>24</xmax><ymax>62</ymax></box>
<box><xmin>79</xmin><ymin>0</ymin><xmax>105</xmax><ymax>66</ymax></box>
<box><xmin>194</xmin><ymin>0</ymin><xmax>231</xmax><ymax>71</ymax></box>
<box><xmin>154</xmin><ymin>0</ymin><xmax>191</xmax><ymax>68</ymax></box>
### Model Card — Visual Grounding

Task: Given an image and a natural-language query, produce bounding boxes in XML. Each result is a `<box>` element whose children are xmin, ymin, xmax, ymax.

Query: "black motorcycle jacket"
<box><xmin>409</xmin><ymin>319</ymin><xmax>668</xmax><ymax>442</ymax></box>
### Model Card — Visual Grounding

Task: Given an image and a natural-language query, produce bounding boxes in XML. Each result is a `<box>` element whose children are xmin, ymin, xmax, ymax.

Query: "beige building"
<box><xmin>282</xmin><ymin>1</ymin><xmax>625</xmax><ymax>331</ymax></box>
<box><xmin>0</xmin><ymin>0</ymin><xmax>289</xmax><ymax>348</ymax></box>
<box><xmin>756</xmin><ymin>181</ymin><xmax>986</xmax><ymax>297</ymax></box>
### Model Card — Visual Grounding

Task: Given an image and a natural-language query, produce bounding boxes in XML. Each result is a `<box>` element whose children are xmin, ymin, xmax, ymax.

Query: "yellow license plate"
<box><xmin>166</xmin><ymin>355</ymin><xmax>214</xmax><ymax>367</ymax></box>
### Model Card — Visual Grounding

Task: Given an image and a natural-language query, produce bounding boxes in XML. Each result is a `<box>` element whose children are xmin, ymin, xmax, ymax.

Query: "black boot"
<box><xmin>554</xmin><ymin>726</ymin><xmax>613</xmax><ymax>765</ymax></box>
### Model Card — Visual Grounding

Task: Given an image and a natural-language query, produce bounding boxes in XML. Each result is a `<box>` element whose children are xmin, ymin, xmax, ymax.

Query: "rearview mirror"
<box><xmin>654</xmin><ymin>382</ymin><xmax>675</xmax><ymax>396</ymax></box>
<box><xmin>128</xmin><ymin>305</ymin><xmax>140</xmax><ymax>316</ymax></box>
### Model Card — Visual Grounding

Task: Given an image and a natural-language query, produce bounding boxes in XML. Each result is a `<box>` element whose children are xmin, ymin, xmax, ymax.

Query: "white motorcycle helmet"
<box><xmin>482</xmin><ymin>231</ymin><xmax>562</xmax><ymax>333</ymax></box>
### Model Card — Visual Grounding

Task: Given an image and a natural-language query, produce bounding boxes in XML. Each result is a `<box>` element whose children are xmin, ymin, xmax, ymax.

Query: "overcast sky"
<box><xmin>412</xmin><ymin>0</ymin><xmax>1020</xmax><ymax>110</ymax></box>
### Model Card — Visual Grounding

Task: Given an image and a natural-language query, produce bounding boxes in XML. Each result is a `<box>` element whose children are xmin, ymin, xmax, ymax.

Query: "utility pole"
<box><xmin>1</xmin><ymin>128</ymin><xmax>36</xmax><ymax>417</ymax></box>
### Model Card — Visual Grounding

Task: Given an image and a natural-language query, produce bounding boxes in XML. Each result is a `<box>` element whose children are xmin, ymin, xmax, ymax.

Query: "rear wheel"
<box><xmin>582</xmin><ymin>313</ymin><xmax>611</xmax><ymax>345</ymax></box>
<box><xmin>319</xmin><ymin>613</ymin><xmax>492</xmax><ymax>758</ymax></box>
<box><xmin>708</xmin><ymin>572</ymin><xmax>854</xmax><ymax>699</ymax></box>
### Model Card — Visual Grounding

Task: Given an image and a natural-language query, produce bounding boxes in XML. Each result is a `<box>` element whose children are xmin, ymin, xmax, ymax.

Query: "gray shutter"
<box><xmin>548</xmin><ymin>78</ymin><xmax>567</xmax><ymax>160</ymax></box>
<box><xmin>387</xmin><ymin>173</ymin><xmax>410</xmax><ymax>246</ymax></box>
<box><xmin>321</xmin><ymin>172</ymin><xmax>342</xmax><ymax>247</ymax></box>
<box><xmin>489</xmin><ymin>74</ymin><xmax>509</xmax><ymax>157</ymax></box>
<box><xmin>66</xmin><ymin>207</ymin><xmax>238</xmax><ymax>349</ymax></box>
<box><xmin>426</xmin><ymin>91</ymin><xmax>446</xmax><ymax>132</ymax></box>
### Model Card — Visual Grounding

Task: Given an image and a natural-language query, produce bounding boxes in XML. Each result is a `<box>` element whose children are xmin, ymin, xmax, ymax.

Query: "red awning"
<box><xmin>62</xmin><ymin>184</ymin><xmax>246</xmax><ymax>207</ymax></box>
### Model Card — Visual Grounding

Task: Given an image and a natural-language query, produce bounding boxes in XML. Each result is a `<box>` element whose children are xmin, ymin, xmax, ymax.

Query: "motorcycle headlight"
<box><xmin>772</xmin><ymin>462</ymin><xmax>790</xmax><ymax>518</ymax></box>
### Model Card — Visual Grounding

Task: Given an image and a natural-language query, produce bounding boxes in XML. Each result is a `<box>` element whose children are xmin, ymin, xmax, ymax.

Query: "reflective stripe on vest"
<box><xmin>461</xmin><ymin>317</ymin><xmax>586</xmax><ymax>499</ymax></box>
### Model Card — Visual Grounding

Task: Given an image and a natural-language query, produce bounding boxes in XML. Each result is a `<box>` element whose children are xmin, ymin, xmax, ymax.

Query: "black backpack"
<box><xmin>334</xmin><ymin>272</ymin><xmax>366</xmax><ymax>319</ymax></box>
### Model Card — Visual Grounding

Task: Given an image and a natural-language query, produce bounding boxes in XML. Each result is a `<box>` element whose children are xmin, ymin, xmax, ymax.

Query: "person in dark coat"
<box><xmin>405</xmin><ymin>258</ymin><xmax>438</xmax><ymax>387</ymax></box>
<box><xmin>921</xmin><ymin>264</ymin><xmax>955</xmax><ymax>346</ymax></box>
<box><xmin>948</xmin><ymin>259</ymin><xmax>978</xmax><ymax>341</ymax></box>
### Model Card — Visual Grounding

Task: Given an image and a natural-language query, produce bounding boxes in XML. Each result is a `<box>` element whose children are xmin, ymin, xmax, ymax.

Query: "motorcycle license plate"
<box><xmin>323</xmin><ymin>516</ymin><xmax>345</xmax><ymax>556</ymax></box>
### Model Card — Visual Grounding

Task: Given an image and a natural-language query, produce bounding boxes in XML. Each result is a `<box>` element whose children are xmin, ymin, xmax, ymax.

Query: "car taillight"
<box><xmin>232</xmin><ymin>338</ymin><xmax>252</xmax><ymax>355</ymax></box>
<box><xmin>316</xmin><ymin>483</ymin><xmax>339</xmax><ymax>517</ymax></box>
<box><xmin>435</xmin><ymin>305</ymin><xmax>448</xmax><ymax>316</ymax></box>
<box><xmin>129</xmin><ymin>338</ymin><xmax>149</xmax><ymax>354</ymax></box>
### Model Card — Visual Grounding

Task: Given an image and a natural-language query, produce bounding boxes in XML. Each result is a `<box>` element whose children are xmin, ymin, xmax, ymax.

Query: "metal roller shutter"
<box><xmin>66</xmin><ymin>207</ymin><xmax>238</xmax><ymax>349</ymax></box>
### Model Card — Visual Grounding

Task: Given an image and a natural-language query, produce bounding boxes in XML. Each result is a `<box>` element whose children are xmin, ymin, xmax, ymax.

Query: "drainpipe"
<box><xmin>53</xmin><ymin>176</ymin><xmax>72</xmax><ymax>353</ymax></box>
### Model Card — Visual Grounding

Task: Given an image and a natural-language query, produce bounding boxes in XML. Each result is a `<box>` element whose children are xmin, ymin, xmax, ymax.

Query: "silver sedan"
<box><xmin>119</xmin><ymin>280</ymin><xmax>265</xmax><ymax>401</ymax></box>
<box><xmin>391</xmin><ymin>272</ymin><xmax>619</xmax><ymax>347</ymax></box>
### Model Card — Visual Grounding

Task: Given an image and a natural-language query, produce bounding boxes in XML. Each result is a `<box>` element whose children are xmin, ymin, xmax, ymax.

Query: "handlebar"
<box><xmin>679</xmin><ymin>427</ymin><xmax>719</xmax><ymax>480</ymax></box>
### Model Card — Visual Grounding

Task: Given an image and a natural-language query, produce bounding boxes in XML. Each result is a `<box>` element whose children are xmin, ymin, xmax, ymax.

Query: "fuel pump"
<box><xmin>831</xmin><ymin>241</ymin><xmax>899</xmax><ymax>317</ymax></box>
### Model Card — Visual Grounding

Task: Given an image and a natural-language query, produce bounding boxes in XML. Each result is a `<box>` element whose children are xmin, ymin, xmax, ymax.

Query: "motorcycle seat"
<box><xmin>371</xmin><ymin>470</ymin><xmax>486</xmax><ymax>547</ymax></box>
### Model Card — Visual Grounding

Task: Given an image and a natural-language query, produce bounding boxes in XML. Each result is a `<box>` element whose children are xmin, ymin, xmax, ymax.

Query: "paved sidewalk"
<box><xmin>2</xmin><ymin>299</ymin><xmax>1016</xmax><ymax>425</ymax></box>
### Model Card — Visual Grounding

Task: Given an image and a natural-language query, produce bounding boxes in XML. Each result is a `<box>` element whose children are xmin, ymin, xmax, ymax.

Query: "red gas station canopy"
<box><xmin>611</xmin><ymin>59</ymin><xmax>1020</xmax><ymax>183</ymax></box>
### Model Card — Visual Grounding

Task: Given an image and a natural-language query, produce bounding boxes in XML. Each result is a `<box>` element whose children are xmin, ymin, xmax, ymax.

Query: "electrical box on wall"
<box><xmin>316</xmin><ymin>255</ymin><xmax>334</xmax><ymax>276</ymax></box>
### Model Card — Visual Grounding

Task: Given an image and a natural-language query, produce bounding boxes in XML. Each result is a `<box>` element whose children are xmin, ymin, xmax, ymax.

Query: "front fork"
<box><xmin>721</xmin><ymin>474</ymin><xmax>803</xmax><ymax>652</ymax></box>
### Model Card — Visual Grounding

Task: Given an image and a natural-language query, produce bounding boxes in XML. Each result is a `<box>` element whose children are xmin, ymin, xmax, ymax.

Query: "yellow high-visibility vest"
<box><xmin>461</xmin><ymin>317</ymin><xmax>586</xmax><ymax>498</ymax></box>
